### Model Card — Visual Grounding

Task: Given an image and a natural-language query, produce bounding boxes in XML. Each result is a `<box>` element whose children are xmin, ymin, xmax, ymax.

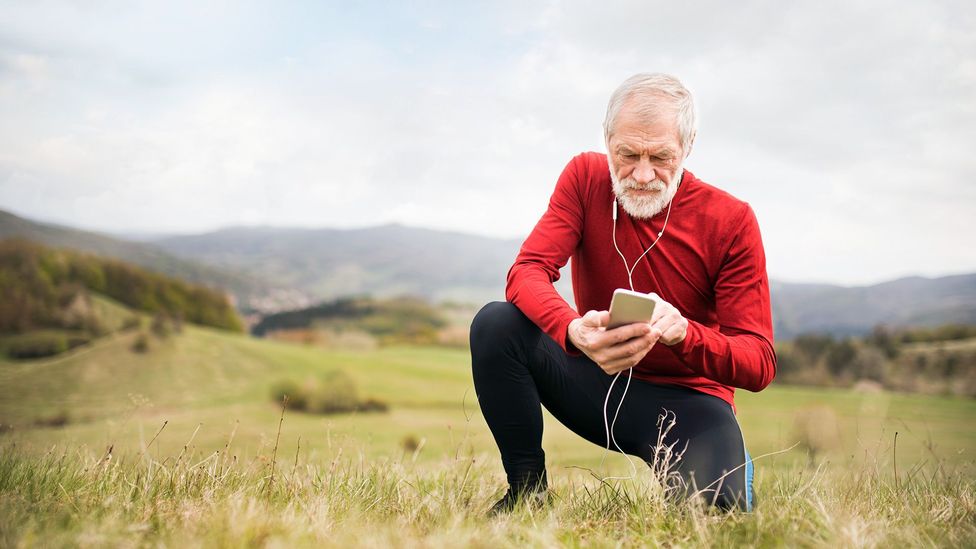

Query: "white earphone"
<box><xmin>611</xmin><ymin>185</ymin><xmax>677</xmax><ymax>292</ymax></box>
<box><xmin>601</xmin><ymin>178</ymin><xmax>681</xmax><ymax>481</ymax></box>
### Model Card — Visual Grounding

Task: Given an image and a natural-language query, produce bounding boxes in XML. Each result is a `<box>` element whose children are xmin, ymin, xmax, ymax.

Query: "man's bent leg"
<box><xmin>470</xmin><ymin>302</ymin><xmax>620</xmax><ymax>490</ymax></box>
<box><xmin>575</xmin><ymin>382</ymin><xmax>754</xmax><ymax>511</ymax></box>
<box><xmin>470</xmin><ymin>302</ymin><xmax>753</xmax><ymax>511</ymax></box>
<box><xmin>470</xmin><ymin>302</ymin><xmax>553</xmax><ymax>490</ymax></box>
<box><xmin>645</xmin><ymin>389</ymin><xmax>754</xmax><ymax>511</ymax></box>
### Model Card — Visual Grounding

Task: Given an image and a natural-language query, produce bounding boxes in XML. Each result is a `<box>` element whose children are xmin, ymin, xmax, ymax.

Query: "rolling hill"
<box><xmin>0</xmin><ymin>209</ymin><xmax>305</xmax><ymax>312</ymax></box>
<box><xmin>3</xmin><ymin>208</ymin><xmax>974</xmax><ymax>337</ymax></box>
<box><xmin>152</xmin><ymin>224</ymin><xmax>976</xmax><ymax>338</ymax></box>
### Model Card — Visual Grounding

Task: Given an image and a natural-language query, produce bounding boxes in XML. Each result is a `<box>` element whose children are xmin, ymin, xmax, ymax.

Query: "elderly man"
<box><xmin>470</xmin><ymin>73</ymin><xmax>775</xmax><ymax>514</ymax></box>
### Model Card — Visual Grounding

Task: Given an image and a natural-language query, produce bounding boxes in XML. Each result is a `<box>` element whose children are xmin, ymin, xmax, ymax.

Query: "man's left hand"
<box><xmin>649</xmin><ymin>295</ymin><xmax>688</xmax><ymax>346</ymax></box>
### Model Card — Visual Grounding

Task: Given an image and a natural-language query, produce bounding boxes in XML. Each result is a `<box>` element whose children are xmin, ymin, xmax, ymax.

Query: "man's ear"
<box><xmin>684</xmin><ymin>131</ymin><xmax>697</xmax><ymax>159</ymax></box>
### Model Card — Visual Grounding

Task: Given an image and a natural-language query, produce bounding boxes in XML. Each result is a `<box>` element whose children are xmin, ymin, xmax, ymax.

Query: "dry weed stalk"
<box><xmin>266</xmin><ymin>394</ymin><xmax>288</xmax><ymax>495</ymax></box>
<box><xmin>138</xmin><ymin>420</ymin><xmax>168</xmax><ymax>460</ymax></box>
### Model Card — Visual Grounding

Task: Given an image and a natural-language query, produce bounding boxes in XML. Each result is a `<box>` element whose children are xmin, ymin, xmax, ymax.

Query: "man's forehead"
<box><xmin>610</xmin><ymin>103</ymin><xmax>681</xmax><ymax>146</ymax></box>
<box><xmin>610</xmin><ymin>123</ymin><xmax>681</xmax><ymax>151</ymax></box>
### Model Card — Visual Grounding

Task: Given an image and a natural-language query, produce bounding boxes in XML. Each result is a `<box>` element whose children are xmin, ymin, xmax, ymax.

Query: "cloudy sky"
<box><xmin>1</xmin><ymin>1</ymin><xmax>974</xmax><ymax>285</ymax></box>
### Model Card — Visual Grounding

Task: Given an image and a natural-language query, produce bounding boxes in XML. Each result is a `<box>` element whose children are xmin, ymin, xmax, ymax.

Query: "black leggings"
<box><xmin>470</xmin><ymin>301</ymin><xmax>753</xmax><ymax>511</ymax></box>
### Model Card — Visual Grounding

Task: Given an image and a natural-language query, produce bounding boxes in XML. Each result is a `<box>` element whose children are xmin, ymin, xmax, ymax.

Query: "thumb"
<box><xmin>581</xmin><ymin>309</ymin><xmax>610</xmax><ymax>328</ymax></box>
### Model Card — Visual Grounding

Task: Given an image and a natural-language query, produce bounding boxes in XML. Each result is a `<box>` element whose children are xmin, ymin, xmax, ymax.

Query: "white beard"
<box><xmin>609</xmin><ymin>162</ymin><xmax>683</xmax><ymax>219</ymax></box>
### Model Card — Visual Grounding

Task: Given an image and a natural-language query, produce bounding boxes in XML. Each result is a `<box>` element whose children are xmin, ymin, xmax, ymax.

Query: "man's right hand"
<box><xmin>567</xmin><ymin>310</ymin><xmax>662</xmax><ymax>375</ymax></box>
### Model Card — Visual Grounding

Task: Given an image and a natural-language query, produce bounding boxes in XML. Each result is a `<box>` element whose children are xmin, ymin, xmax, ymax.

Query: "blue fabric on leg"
<box><xmin>745</xmin><ymin>447</ymin><xmax>754</xmax><ymax>512</ymax></box>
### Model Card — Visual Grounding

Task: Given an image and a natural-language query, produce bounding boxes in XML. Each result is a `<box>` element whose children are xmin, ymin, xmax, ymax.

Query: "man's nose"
<box><xmin>632</xmin><ymin>158</ymin><xmax>656</xmax><ymax>184</ymax></box>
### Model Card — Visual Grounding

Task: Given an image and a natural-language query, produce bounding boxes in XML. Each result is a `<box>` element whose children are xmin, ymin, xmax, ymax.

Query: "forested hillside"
<box><xmin>5</xmin><ymin>209</ymin><xmax>976</xmax><ymax>338</ymax></box>
<box><xmin>0</xmin><ymin>209</ymin><xmax>295</xmax><ymax>313</ymax></box>
<box><xmin>0</xmin><ymin>239</ymin><xmax>242</xmax><ymax>333</ymax></box>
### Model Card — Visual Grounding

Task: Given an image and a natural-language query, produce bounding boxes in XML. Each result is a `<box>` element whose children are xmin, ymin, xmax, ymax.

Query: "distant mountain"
<box><xmin>153</xmin><ymin>224</ymin><xmax>976</xmax><ymax>338</ymax></box>
<box><xmin>152</xmin><ymin>224</ymin><xmax>531</xmax><ymax>305</ymax></box>
<box><xmin>771</xmin><ymin>274</ymin><xmax>976</xmax><ymax>339</ymax></box>
<box><xmin>0</xmin><ymin>209</ymin><xmax>300</xmax><ymax>312</ymax></box>
<box><xmin>5</xmin><ymin>209</ymin><xmax>974</xmax><ymax>337</ymax></box>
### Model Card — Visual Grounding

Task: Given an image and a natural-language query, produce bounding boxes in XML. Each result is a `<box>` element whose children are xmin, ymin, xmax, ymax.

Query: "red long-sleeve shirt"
<box><xmin>506</xmin><ymin>152</ymin><xmax>776</xmax><ymax>408</ymax></box>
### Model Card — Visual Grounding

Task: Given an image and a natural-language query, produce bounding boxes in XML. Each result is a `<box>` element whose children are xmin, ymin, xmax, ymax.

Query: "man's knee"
<box><xmin>470</xmin><ymin>301</ymin><xmax>531</xmax><ymax>351</ymax></box>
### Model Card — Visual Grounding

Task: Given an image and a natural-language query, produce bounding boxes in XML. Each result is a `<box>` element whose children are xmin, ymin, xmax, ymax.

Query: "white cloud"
<box><xmin>0</xmin><ymin>0</ymin><xmax>974</xmax><ymax>284</ymax></box>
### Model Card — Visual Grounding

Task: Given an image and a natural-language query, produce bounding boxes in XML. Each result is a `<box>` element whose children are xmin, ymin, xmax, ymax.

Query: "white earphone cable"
<box><xmin>611</xmin><ymin>192</ymin><xmax>676</xmax><ymax>292</ymax></box>
<box><xmin>601</xmin><ymin>180</ymin><xmax>680</xmax><ymax>481</ymax></box>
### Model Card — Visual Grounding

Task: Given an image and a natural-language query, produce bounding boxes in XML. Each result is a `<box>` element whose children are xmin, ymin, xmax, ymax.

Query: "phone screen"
<box><xmin>607</xmin><ymin>289</ymin><xmax>656</xmax><ymax>329</ymax></box>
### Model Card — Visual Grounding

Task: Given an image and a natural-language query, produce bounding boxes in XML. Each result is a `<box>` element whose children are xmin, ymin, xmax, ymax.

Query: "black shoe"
<box><xmin>487</xmin><ymin>485</ymin><xmax>551</xmax><ymax>516</ymax></box>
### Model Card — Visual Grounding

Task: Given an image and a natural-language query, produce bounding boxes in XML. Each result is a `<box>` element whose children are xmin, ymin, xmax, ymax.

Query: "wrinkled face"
<box><xmin>607</xmin><ymin>104</ymin><xmax>686</xmax><ymax>219</ymax></box>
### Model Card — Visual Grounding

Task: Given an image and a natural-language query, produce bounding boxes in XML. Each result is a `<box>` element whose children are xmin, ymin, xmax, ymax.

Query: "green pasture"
<box><xmin>1</xmin><ymin>324</ymin><xmax>973</xmax><ymax>478</ymax></box>
<box><xmin>1</xmin><ymin>324</ymin><xmax>974</xmax><ymax>547</ymax></box>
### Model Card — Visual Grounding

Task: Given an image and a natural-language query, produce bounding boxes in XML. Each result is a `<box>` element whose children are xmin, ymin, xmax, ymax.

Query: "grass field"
<box><xmin>1</xmin><ymin>324</ymin><xmax>974</xmax><ymax>546</ymax></box>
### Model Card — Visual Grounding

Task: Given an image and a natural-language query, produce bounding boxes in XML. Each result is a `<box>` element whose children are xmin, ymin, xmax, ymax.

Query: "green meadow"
<box><xmin>1</xmin><ymin>323</ymin><xmax>974</xmax><ymax>546</ymax></box>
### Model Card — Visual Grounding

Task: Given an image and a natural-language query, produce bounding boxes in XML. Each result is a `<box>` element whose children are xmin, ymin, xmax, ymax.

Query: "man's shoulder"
<box><xmin>566</xmin><ymin>151</ymin><xmax>609</xmax><ymax>176</ymax></box>
<box><xmin>683</xmin><ymin>171</ymin><xmax>752</xmax><ymax>217</ymax></box>
<box><xmin>555</xmin><ymin>152</ymin><xmax>610</xmax><ymax>198</ymax></box>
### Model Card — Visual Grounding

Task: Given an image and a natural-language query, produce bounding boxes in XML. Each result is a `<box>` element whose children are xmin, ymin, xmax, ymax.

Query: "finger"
<box><xmin>650</xmin><ymin>318</ymin><xmax>679</xmax><ymax>345</ymax></box>
<box><xmin>601</xmin><ymin>354</ymin><xmax>643</xmax><ymax>374</ymax></box>
<box><xmin>594</xmin><ymin>310</ymin><xmax>610</xmax><ymax>327</ymax></box>
<box><xmin>650</xmin><ymin>306</ymin><xmax>680</xmax><ymax>332</ymax></box>
<box><xmin>598</xmin><ymin>330</ymin><xmax>658</xmax><ymax>365</ymax></box>
<box><xmin>659</xmin><ymin>323</ymin><xmax>686</xmax><ymax>345</ymax></box>
<box><xmin>581</xmin><ymin>309</ymin><xmax>610</xmax><ymax>328</ymax></box>
<box><xmin>599</xmin><ymin>333</ymin><xmax>654</xmax><ymax>362</ymax></box>
<box><xmin>650</xmin><ymin>299</ymin><xmax>671</xmax><ymax>323</ymax></box>
<box><xmin>592</xmin><ymin>322</ymin><xmax>651</xmax><ymax>349</ymax></box>
<box><xmin>602</xmin><ymin>331</ymin><xmax>660</xmax><ymax>372</ymax></box>
<box><xmin>650</xmin><ymin>306</ymin><xmax>664</xmax><ymax>324</ymax></box>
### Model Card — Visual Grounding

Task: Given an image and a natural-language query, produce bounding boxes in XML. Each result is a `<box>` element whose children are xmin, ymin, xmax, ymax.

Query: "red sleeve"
<box><xmin>505</xmin><ymin>155</ymin><xmax>585</xmax><ymax>351</ymax></box>
<box><xmin>668</xmin><ymin>204</ymin><xmax>777</xmax><ymax>391</ymax></box>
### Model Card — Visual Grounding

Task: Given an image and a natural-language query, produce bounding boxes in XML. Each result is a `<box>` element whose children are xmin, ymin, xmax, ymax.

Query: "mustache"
<box><xmin>622</xmin><ymin>179</ymin><xmax>666</xmax><ymax>192</ymax></box>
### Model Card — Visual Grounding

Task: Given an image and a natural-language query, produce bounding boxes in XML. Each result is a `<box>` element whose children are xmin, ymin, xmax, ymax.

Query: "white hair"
<box><xmin>603</xmin><ymin>73</ymin><xmax>698</xmax><ymax>151</ymax></box>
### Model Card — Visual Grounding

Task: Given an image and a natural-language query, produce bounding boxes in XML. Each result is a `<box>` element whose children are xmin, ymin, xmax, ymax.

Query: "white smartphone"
<box><xmin>607</xmin><ymin>289</ymin><xmax>657</xmax><ymax>330</ymax></box>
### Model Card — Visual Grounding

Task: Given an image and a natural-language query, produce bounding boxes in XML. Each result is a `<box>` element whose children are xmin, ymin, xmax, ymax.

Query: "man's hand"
<box><xmin>568</xmin><ymin>310</ymin><xmax>660</xmax><ymax>375</ymax></box>
<box><xmin>648</xmin><ymin>295</ymin><xmax>688</xmax><ymax>346</ymax></box>
<box><xmin>567</xmin><ymin>296</ymin><xmax>689</xmax><ymax>375</ymax></box>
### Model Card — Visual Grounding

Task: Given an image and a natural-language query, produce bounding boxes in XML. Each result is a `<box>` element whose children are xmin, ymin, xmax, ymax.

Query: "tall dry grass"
<box><xmin>1</xmin><ymin>419</ymin><xmax>973</xmax><ymax>548</ymax></box>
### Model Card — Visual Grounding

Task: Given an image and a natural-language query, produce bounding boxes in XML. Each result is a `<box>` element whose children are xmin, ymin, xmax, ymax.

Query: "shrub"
<box><xmin>121</xmin><ymin>316</ymin><xmax>142</xmax><ymax>331</ymax></box>
<box><xmin>131</xmin><ymin>332</ymin><xmax>150</xmax><ymax>353</ymax></box>
<box><xmin>401</xmin><ymin>434</ymin><xmax>421</xmax><ymax>453</ymax></box>
<box><xmin>356</xmin><ymin>397</ymin><xmax>390</xmax><ymax>413</ymax></box>
<box><xmin>151</xmin><ymin>313</ymin><xmax>172</xmax><ymax>339</ymax></box>
<box><xmin>825</xmin><ymin>339</ymin><xmax>857</xmax><ymax>377</ymax></box>
<box><xmin>3</xmin><ymin>332</ymin><xmax>69</xmax><ymax>359</ymax></box>
<box><xmin>269</xmin><ymin>379</ymin><xmax>308</xmax><ymax>411</ymax></box>
<box><xmin>849</xmin><ymin>344</ymin><xmax>888</xmax><ymax>382</ymax></box>
<box><xmin>304</xmin><ymin>370</ymin><xmax>360</xmax><ymax>414</ymax></box>
<box><xmin>64</xmin><ymin>333</ymin><xmax>91</xmax><ymax>350</ymax></box>
<box><xmin>268</xmin><ymin>371</ymin><xmax>388</xmax><ymax>415</ymax></box>
<box><xmin>33</xmin><ymin>410</ymin><xmax>70</xmax><ymax>428</ymax></box>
